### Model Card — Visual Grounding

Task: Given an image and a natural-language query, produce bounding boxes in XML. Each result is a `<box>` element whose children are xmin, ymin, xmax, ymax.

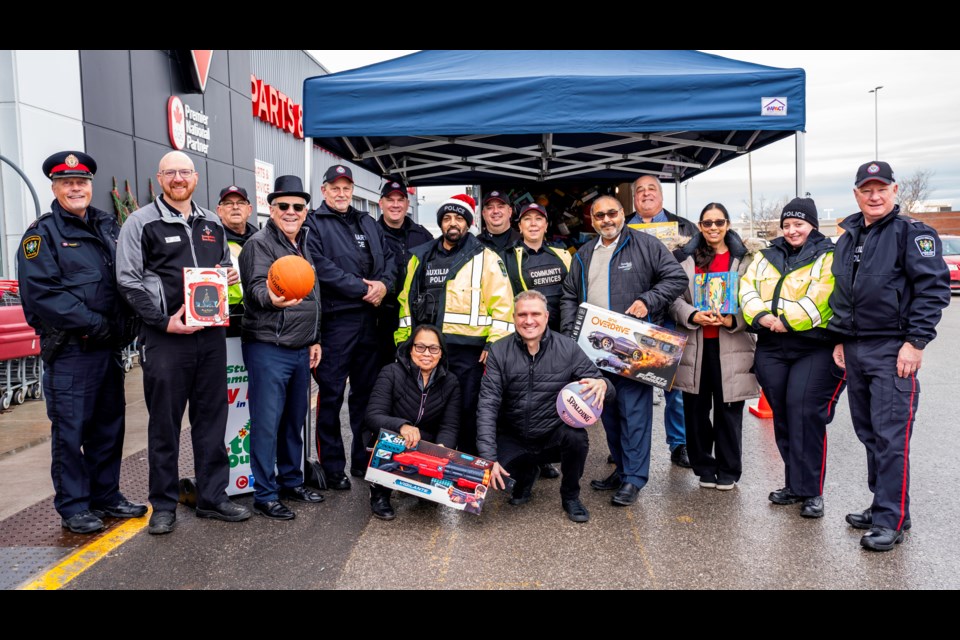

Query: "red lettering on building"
<box><xmin>251</xmin><ymin>74</ymin><xmax>304</xmax><ymax>140</ymax></box>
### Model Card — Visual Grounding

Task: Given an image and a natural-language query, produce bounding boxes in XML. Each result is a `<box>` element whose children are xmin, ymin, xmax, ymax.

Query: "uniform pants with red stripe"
<box><xmin>844</xmin><ymin>337</ymin><xmax>919</xmax><ymax>531</ymax></box>
<box><xmin>754</xmin><ymin>335</ymin><xmax>846</xmax><ymax>498</ymax></box>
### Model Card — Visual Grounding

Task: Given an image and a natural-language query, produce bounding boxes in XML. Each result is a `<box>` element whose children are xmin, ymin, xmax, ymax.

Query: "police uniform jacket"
<box><xmin>18</xmin><ymin>201</ymin><xmax>123</xmax><ymax>340</ymax></box>
<box><xmin>503</xmin><ymin>241</ymin><xmax>572</xmax><ymax>330</ymax></box>
<box><xmin>395</xmin><ymin>233</ymin><xmax>515</xmax><ymax>349</ymax></box>
<box><xmin>378</xmin><ymin>215</ymin><xmax>433</xmax><ymax>307</ymax></box>
<box><xmin>364</xmin><ymin>340</ymin><xmax>460</xmax><ymax>448</ymax></box>
<box><xmin>115</xmin><ymin>197</ymin><xmax>231</xmax><ymax>329</ymax></box>
<box><xmin>740</xmin><ymin>230</ymin><xmax>837</xmax><ymax>341</ymax></box>
<box><xmin>559</xmin><ymin>226</ymin><xmax>688</xmax><ymax>334</ymax></box>
<box><xmin>303</xmin><ymin>202</ymin><xmax>396</xmax><ymax>315</ymax></box>
<box><xmin>830</xmin><ymin>206</ymin><xmax>951</xmax><ymax>343</ymax></box>
<box><xmin>238</xmin><ymin>218</ymin><xmax>321</xmax><ymax>349</ymax></box>
<box><xmin>476</xmin><ymin>328</ymin><xmax>614</xmax><ymax>461</ymax></box>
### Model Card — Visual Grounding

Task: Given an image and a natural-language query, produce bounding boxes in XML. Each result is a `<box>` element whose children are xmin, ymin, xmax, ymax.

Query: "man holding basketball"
<box><xmin>238</xmin><ymin>175</ymin><xmax>323</xmax><ymax>520</ymax></box>
<box><xmin>477</xmin><ymin>290</ymin><xmax>612</xmax><ymax>523</ymax></box>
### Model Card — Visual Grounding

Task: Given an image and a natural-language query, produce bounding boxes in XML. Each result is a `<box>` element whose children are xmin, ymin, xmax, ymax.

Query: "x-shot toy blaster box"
<box><xmin>183</xmin><ymin>267</ymin><xmax>229</xmax><ymax>327</ymax></box>
<box><xmin>365</xmin><ymin>430</ymin><xmax>504</xmax><ymax>515</ymax></box>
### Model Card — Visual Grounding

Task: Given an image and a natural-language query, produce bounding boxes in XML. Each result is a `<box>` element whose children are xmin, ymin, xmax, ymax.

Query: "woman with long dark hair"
<box><xmin>740</xmin><ymin>197</ymin><xmax>845</xmax><ymax>518</ymax></box>
<box><xmin>364</xmin><ymin>324</ymin><xmax>461</xmax><ymax>520</ymax></box>
<box><xmin>670</xmin><ymin>203</ymin><xmax>759</xmax><ymax>490</ymax></box>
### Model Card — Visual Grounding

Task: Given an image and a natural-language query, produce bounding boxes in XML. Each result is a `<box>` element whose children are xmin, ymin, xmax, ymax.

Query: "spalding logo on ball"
<box><xmin>268</xmin><ymin>255</ymin><xmax>315</xmax><ymax>300</ymax></box>
<box><xmin>556</xmin><ymin>382</ymin><xmax>601</xmax><ymax>428</ymax></box>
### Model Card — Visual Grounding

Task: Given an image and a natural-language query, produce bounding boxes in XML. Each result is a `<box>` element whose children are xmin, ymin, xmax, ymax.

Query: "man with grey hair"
<box><xmin>478</xmin><ymin>290</ymin><xmax>613</xmax><ymax>522</ymax></box>
<box><xmin>561</xmin><ymin>195</ymin><xmax>687</xmax><ymax>506</ymax></box>
<box><xmin>627</xmin><ymin>175</ymin><xmax>695</xmax><ymax>469</ymax></box>
<box><xmin>117</xmin><ymin>151</ymin><xmax>251</xmax><ymax>534</ymax></box>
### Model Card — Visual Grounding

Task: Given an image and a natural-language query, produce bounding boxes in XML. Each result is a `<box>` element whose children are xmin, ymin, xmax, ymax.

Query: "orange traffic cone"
<box><xmin>749</xmin><ymin>390</ymin><xmax>774</xmax><ymax>419</ymax></box>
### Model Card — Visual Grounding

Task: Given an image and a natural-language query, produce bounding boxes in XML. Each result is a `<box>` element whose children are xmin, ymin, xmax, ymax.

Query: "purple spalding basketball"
<box><xmin>556</xmin><ymin>382</ymin><xmax>601</xmax><ymax>428</ymax></box>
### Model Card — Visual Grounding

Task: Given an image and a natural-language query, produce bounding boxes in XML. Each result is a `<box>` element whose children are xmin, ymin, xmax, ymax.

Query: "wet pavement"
<box><xmin>2</xmin><ymin>300</ymin><xmax>959</xmax><ymax>589</ymax></box>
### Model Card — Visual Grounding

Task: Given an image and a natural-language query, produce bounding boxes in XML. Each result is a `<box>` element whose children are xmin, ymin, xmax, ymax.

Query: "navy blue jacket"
<box><xmin>378</xmin><ymin>216</ymin><xmax>433</xmax><ymax>307</ymax></box>
<box><xmin>18</xmin><ymin>201</ymin><xmax>124</xmax><ymax>340</ymax></box>
<box><xmin>830</xmin><ymin>206</ymin><xmax>950</xmax><ymax>344</ymax></box>
<box><xmin>304</xmin><ymin>202</ymin><xmax>396</xmax><ymax>314</ymax></box>
<box><xmin>559</xmin><ymin>226</ymin><xmax>688</xmax><ymax>333</ymax></box>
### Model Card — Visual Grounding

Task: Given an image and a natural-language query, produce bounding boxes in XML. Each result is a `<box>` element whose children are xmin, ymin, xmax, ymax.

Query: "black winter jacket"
<box><xmin>476</xmin><ymin>329</ymin><xmax>614</xmax><ymax>461</ymax></box>
<box><xmin>303</xmin><ymin>202</ymin><xmax>396</xmax><ymax>314</ymax></box>
<box><xmin>378</xmin><ymin>216</ymin><xmax>433</xmax><ymax>307</ymax></box>
<box><xmin>560</xmin><ymin>226</ymin><xmax>688</xmax><ymax>333</ymax></box>
<box><xmin>365</xmin><ymin>341</ymin><xmax>460</xmax><ymax>447</ymax></box>
<box><xmin>830</xmin><ymin>206</ymin><xmax>950</xmax><ymax>344</ymax></box>
<box><xmin>238</xmin><ymin>219</ymin><xmax>321</xmax><ymax>349</ymax></box>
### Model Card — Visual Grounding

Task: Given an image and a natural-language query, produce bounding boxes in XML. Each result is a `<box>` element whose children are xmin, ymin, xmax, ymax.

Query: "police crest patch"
<box><xmin>22</xmin><ymin>235</ymin><xmax>41</xmax><ymax>260</ymax></box>
<box><xmin>915</xmin><ymin>235</ymin><xmax>936</xmax><ymax>257</ymax></box>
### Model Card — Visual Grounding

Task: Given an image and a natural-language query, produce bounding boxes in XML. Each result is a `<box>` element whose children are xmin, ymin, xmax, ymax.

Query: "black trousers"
<box><xmin>683</xmin><ymin>338</ymin><xmax>744</xmax><ymax>484</ymax></box>
<box><xmin>43</xmin><ymin>345</ymin><xmax>125</xmax><ymax>518</ymax></box>
<box><xmin>141</xmin><ymin>326</ymin><xmax>229</xmax><ymax>511</ymax></box>
<box><xmin>844</xmin><ymin>337</ymin><xmax>920</xmax><ymax>531</ymax></box>
<box><xmin>314</xmin><ymin>308</ymin><xmax>379</xmax><ymax>475</ymax></box>
<box><xmin>375</xmin><ymin>303</ymin><xmax>401</xmax><ymax>368</ymax></box>
<box><xmin>754</xmin><ymin>336</ymin><xmax>846</xmax><ymax>497</ymax></box>
<box><xmin>498</xmin><ymin>426</ymin><xmax>588</xmax><ymax>501</ymax></box>
<box><xmin>446</xmin><ymin>344</ymin><xmax>484</xmax><ymax>455</ymax></box>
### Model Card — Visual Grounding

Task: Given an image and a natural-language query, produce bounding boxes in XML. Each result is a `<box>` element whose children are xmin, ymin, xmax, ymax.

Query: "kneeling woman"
<box><xmin>740</xmin><ymin>197</ymin><xmax>845</xmax><ymax>518</ymax></box>
<box><xmin>670</xmin><ymin>203</ymin><xmax>759</xmax><ymax>490</ymax></box>
<box><xmin>364</xmin><ymin>325</ymin><xmax>461</xmax><ymax>520</ymax></box>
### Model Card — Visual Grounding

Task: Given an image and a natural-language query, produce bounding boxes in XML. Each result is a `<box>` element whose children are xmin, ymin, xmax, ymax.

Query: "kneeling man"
<box><xmin>477</xmin><ymin>290</ymin><xmax>613</xmax><ymax>522</ymax></box>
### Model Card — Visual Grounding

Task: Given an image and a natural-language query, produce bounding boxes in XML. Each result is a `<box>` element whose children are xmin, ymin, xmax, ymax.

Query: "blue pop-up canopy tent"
<box><xmin>303</xmin><ymin>50</ymin><xmax>806</xmax><ymax>187</ymax></box>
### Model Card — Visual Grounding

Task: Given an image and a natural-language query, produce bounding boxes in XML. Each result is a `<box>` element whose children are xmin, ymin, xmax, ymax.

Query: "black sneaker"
<box><xmin>670</xmin><ymin>445</ymin><xmax>691</xmax><ymax>468</ymax></box>
<box><xmin>196</xmin><ymin>500</ymin><xmax>252</xmax><ymax>522</ymax></box>
<box><xmin>61</xmin><ymin>511</ymin><xmax>105</xmax><ymax>534</ymax></box>
<box><xmin>562</xmin><ymin>498</ymin><xmax>590</xmax><ymax>523</ymax></box>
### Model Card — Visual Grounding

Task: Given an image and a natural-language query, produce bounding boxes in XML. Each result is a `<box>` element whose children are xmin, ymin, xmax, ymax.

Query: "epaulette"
<box><xmin>26</xmin><ymin>212</ymin><xmax>52</xmax><ymax>230</ymax></box>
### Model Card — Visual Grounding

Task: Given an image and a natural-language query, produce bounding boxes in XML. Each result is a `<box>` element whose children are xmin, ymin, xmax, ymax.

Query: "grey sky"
<box><xmin>310</xmin><ymin>50</ymin><xmax>960</xmax><ymax>222</ymax></box>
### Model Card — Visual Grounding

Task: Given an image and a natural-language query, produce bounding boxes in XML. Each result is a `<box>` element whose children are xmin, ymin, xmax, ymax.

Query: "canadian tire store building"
<box><xmin>0</xmin><ymin>49</ymin><xmax>416</xmax><ymax>278</ymax></box>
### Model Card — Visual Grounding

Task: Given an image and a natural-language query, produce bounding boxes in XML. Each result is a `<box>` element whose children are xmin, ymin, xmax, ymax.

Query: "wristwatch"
<box><xmin>907</xmin><ymin>338</ymin><xmax>927</xmax><ymax>350</ymax></box>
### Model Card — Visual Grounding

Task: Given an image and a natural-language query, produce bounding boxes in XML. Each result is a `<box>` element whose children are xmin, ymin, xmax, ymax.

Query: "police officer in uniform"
<box><xmin>304</xmin><ymin>165</ymin><xmax>396</xmax><ymax>488</ymax></box>
<box><xmin>17</xmin><ymin>151</ymin><xmax>146</xmax><ymax>534</ymax></box>
<box><xmin>216</xmin><ymin>186</ymin><xmax>257</xmax><ymax>337</ymax></box>
<box><xmin>396</xmin><ymin>195</ymin><xmax>515</xmax><ymax>455</ymax></box>
<box><xmin>376</xmin><ymin>178</ymin><xmax>433</xmax><ymax>367</ymax></box>
<box><xmin>478</xmin><ymin>189</ymin><xmax>521</xmax><ymax>254</ymax></box>
<box><xmin>503</xmin><ymin>203</ymin><xmax>571</xmax><ymax>332</ymax></box>
<box><xmin>830</xmin><ymin>161</ymin><xmax>950</xmax><ymax>551</ymax></box>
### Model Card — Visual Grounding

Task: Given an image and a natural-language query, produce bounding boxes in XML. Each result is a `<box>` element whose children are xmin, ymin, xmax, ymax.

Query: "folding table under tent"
<box><xmin>302</xmin><ymin>50</ymin><xmax>807</xmax><ymax>192</ymax></box>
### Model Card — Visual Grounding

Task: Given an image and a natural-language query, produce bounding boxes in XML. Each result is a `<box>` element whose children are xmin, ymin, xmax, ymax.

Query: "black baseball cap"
<box><xmin>518</xmin><ymin>203</ymin><xmax>548</xmax><ymax>220</ymax></box>
<box><xmin>482</xmin><ymin>190</ymin><xmax>510</xmax><ymax>207</ymax></box>
<box><xmin>855</xmin><ymin>161</ymin><xmax>896</xmax><ymax>188</ymax></box>
<box><xmin>380</xmin><ymin>179</ymin><xmax>409</xmax><ymax>198</ymax></box>
<box><xmin>323</xmin><ymin>164</ymin><xmax>353</xmax><ymax>184</ymax></box>
<box><xmin>218</xmin><ymin>185</ymin><xmax>249</xmax><ymax>203</ymax></box>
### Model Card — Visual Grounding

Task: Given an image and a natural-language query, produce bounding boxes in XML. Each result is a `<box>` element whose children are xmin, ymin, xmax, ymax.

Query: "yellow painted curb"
<box><xmin>18</xmin><ymin>510</ymin><xmax>150</xmax><ymax>590</ymax></box>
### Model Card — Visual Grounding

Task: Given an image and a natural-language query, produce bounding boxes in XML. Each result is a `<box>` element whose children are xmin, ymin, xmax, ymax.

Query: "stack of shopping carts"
<box><xmin>0</xmin><ymin>281</ymin><xmax>42</xmax><ymax>409</ymax></box>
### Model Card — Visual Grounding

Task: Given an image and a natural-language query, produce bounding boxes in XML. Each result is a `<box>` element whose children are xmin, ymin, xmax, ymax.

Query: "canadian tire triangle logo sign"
<box><xmin>190</xmin><ymin>50</ymin><xmax>213</xmax><ymax>93</ymax></box>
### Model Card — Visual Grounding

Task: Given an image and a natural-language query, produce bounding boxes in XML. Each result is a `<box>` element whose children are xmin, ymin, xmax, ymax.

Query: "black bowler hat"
<box><xmin>218</xmin><ymin>185</ymin><xmax>249</xmax><ymax>203</ymax></box>
<box><xmin>42</xmin><ymin>151</ymin><xmax>96</xmax><ymax>180</ymax></box>
<box><xmin>855</xmin><ymin>161</ymin><xmax>896</xmax><ymax>187</ymax></box>
<box><xmin>267</xmin><ymin>175</ymin><xmax>311</xmax><ymax>205</ymax></box>
<box><xmin>323</xmin><ymin>164</ymin><xmax>353</xmax><ymax>184</ymax></box>
<box><xmin>380</xmin><ymin>178</ymin><xmax>408</xmax><ymax>198</ymax></box>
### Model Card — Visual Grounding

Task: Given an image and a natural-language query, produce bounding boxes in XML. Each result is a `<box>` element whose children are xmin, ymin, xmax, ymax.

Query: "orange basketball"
<box><xmin>268</xmin><ymin>255</ymin><xmax>315</xmax><ymax>300</ymax></box>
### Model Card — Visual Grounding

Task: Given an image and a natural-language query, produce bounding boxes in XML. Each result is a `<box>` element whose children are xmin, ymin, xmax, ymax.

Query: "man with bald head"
<box><xmin>117</xmin><ymin>151</ymin><xmax>251</xmax><ymax>534</ymax></box>
<box><xmin>560</xmin><ymin>195</ymin><xmax>687</xmax><ymax>506</ymax></box>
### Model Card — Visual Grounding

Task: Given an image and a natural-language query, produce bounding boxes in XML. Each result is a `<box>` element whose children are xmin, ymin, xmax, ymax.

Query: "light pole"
<box><xmin>869</xmin><ymin>86</ymin><xmax>883</xmax><ymax>160</ymax></box>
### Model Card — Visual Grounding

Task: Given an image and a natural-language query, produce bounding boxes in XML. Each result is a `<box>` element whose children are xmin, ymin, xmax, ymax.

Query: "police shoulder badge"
<box><xmin>22</xmin><ymin>235</ymin><xmax>41</xmax><ymax>260</ymax></box>
<box><xmin>915</xmin><ymin>235</ymin><xmax>936</xmax><ymax>258</ymax></box>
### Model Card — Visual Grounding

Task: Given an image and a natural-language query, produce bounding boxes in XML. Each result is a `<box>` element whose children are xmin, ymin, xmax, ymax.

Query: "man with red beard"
<box><xmin>117</xmin><ymin>151</ymin><xmax>251</xmax><ymax>535</ymax></box>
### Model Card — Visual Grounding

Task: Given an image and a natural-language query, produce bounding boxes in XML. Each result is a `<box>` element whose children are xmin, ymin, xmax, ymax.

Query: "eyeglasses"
<box><xmin>593</xmin><ymin>209</ymin><xmax>622</xmax><ymax>220</ymax></box>
<box><xmin>160</xmin><ymin>169</ymin><xmax>195</xmax><ymax>179</ymax></box>
<box><xmin>700</xmin><ymin>219</ymin><xmax>727</xmax><ymax>228</ymax></box>
<box><xmin>274</xmin><ymin>203</ymin><xmax>307</xmax><ymax>212</ymax></box>
<box><xmin>220</xmin><ymin>201</ymin><xmax>249</xmax><ymax>208</ymax></box>
<box><xmin>412</xmin><ymin>343</ymin><xmax>441</xmax><ymax>355</ymax></box>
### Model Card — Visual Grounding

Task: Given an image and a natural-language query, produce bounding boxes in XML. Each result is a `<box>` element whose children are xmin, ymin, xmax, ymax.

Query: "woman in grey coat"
<box><xmin>670</xmin><ymin>203</ymin><xmax>759</xmax><ymax>490</ymax></box>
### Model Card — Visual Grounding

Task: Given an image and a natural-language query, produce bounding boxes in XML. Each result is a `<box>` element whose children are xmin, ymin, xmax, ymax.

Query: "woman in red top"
<box><xmin>669</xmin><ymin>204</ymin><xmax>759</xmax><ymax>490</ymax></box>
